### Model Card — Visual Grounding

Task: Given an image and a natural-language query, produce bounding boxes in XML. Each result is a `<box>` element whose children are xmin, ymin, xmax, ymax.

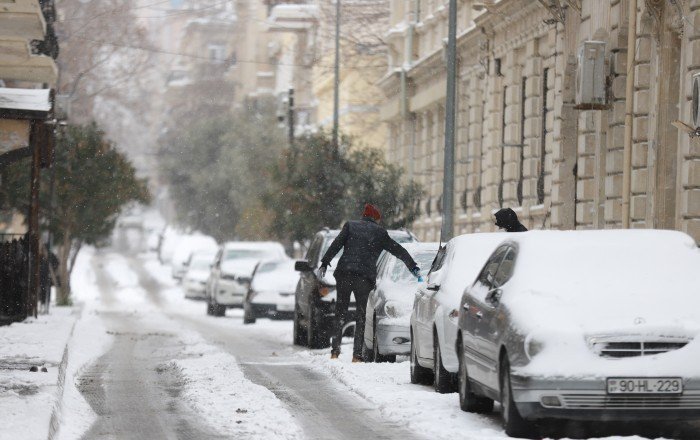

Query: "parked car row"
<box><xmin>289</xmin><ymin>227</ymin><xmax>700</xmax><ymax>438</ymax></box>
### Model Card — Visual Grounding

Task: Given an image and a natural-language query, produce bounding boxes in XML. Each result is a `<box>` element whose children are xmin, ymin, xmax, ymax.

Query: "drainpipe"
<box><xmin>622</xmin><ymin>0</ymin><xmax>637</xmax><ymax>228</ymax></box>
<box><xmin>403</xmin><ymin>1</ymin><xmax>419</xmax><ymax>180</ymax></box>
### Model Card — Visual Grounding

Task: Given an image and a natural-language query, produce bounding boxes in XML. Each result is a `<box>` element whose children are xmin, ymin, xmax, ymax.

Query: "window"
<box><xmin>492</xmin><ymin>248</ymin><xmax>516</xmax><ymax>287</ymax></box>
<box><xmin>208</xmin><ymin>44</ymin><xmax>225</xmax><ymax>64</ymax></box>
<box><xmin>391</xmin><ymin>251</ymin><xmax>436</xmax><ymax>283</ymax></box>
<box><xmin>305</xmin><ymin>236</ymin><xmax>324</xmax><ymax>264</ymax></box>
<box><xmin>224</xmin><ymin>249</ymin><xmax>270</xmax><ymax>260</ymax></box>
<box><xmin>476</xmin><ymin>246</ymin><xmax>509</xmax><ymax>288</ymax></box>
<box><xmin>538</xmin><ymin>68</ymin><xmax>549</xmax><ymax>204</ymax></box>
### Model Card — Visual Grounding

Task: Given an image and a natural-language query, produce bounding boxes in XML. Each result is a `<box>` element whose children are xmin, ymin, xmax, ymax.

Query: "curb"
<box><xmin>47</xmin><ymin>305</ymin><xmax>82</xmax><ymax>440</ymax></box>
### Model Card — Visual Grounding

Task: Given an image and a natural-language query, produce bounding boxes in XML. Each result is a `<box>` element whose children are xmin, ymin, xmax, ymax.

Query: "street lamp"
<box><xmin>332</xmin><ymin>0</ymin><xmax>340</xmax><ymax>151</ymax></box>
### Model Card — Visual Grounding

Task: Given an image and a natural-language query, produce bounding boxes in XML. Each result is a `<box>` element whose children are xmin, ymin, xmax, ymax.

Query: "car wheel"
<box><xmin>211</xmin><ymin>297</ymin><xmax>225</xmax><ymax>317</ymax></box>
<box><xmin>307</xmin><ymin>306</ymin><xmax>328</xmax><ymax>349</ymax></box>
<box><xmin>410</xmin><ymin>329</ymin><xmax>433</xmax><ymax>385</ymax></box>
<box><xmin>433</xmin><ymin>333</ymin><xmax>456</xmax><ymax>393</ymax></box>
<box><xmin>500</xmin><ymin>355</ymin><xmax>536</xmax><ymax>438</ymax></box>
<box><xmin>293</xmin><ymin>302</ymin><xmax>307</xmax><ymax>346</ymax></box>
<box><xmin>243</xmin><ymin>302</ymin><xmax>256</xmax><ymax>324</ymax></box>
<box><xmin>458</xmin><ymin>346</ymin><xmax>494</xmax><ymax>413</ymax></box>
<box><xmin>206</xmin><ymin>299</ymin><xmax>214</xmax><ymax>316</ymax></box>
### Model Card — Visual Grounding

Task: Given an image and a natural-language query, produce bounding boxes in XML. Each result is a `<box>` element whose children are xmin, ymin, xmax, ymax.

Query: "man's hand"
<box><xmin>318</xmin><ymin>264</ymin><xmax>328</xmax><ymax>279</ymax></box>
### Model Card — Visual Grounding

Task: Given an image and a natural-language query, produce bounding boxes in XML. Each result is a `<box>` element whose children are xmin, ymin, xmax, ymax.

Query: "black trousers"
<box><xmin>331</xmin><ymin>275</ymin><xmax>373</xmax><ymax>358</ymax></box>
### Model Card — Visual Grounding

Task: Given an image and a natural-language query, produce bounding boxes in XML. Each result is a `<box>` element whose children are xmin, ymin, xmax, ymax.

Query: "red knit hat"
<box><xmin>362</xmin><ymin>203</ymin><xmax>381</xmax><ymax>221</ymax></box>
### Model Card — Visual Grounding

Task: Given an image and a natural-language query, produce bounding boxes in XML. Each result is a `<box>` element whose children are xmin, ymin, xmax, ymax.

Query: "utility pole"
<box><xmin>288</xmin><ymin>88</ymin><xmax>295</xmax><ymax>149</ymax></box>
<box><xmin>441</xmin><ymin>0</ymin><xmax>457</xmax><ymax>241</ymax></box>
<box><xmin>332</xmin><ymin>0</ymin><xmax>341</xmax><ymax>151</ymax></box>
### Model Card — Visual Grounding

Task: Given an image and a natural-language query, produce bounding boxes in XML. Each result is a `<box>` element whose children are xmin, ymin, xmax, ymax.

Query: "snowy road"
<box><xmin>58</xmin><ymin>247</ymin><xmax>700</xmax><ymax>440</ymax></box>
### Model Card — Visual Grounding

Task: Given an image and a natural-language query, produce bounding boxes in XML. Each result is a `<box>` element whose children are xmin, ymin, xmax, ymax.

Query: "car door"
<box><xmin>366</xmin><ymin>254</ymin><xmax>394</xmax><ymax>347</ymax></box>
<box><xmin>463</xmin><ymin>246</ymin><xmax>508</xmax><ymax>385</ymax></box>
<box><xmin>298</xmin><ymin>235</ymin><xmax>323</xmax><ymax>316</ymax></box>
<box><xmin>478</xmin><ymin>246</ymin><xmax>516</xmax><ymax>390</ymax></box>
<box><xmin>416</xmin><ymin>244</ymin><xmax>448</xmax><ymax>361</ymax></box>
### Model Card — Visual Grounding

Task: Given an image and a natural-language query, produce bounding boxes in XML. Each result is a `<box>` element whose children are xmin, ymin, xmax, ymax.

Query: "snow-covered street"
<box><xmin>9</xmin><ymin>245</ymin><xmax>687</xmax><ymax>440</ymax></box>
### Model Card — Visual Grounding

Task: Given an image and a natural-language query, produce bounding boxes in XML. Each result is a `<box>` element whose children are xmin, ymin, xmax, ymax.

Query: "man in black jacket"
<box><xmin>320</xmin><ymin>203</ymin><xmax>420</xmax><ymax>362</ymax></box>
<box><xmin>494</xmin><ymin>207</ymin><xmax>528</xmax><ymax>232</ymax></box>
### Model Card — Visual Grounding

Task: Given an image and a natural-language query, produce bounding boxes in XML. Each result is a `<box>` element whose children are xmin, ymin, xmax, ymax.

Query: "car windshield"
<box><xmin>390</xmin><ymin>251</ymin><xmax>436</xmax><ymax>282</ymax></box>
<box><xmin>189</xmin><ymin>258</ymin><xmax>212</xmax><ymax>270</ymax></box>
<box><xmin>224</xmin><ymin>249</ymin><xmax>270</xmax><ymax>260</ymax></box>
<box><xmin>256</xmin><ymin>261</ymin><xmax>280</xmax><ymax>273</ymax></box>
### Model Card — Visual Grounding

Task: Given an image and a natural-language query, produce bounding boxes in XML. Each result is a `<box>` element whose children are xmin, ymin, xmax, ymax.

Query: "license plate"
<box><xmin>607</xmin><ymin>377</ymin><xmax>683</xmax><ymax>394</ymax></box>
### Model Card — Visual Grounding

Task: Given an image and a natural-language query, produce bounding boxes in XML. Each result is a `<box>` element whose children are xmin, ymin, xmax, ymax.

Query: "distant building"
<box><xmin>382</xmin><ymin>0</ymin><xmax>700</xmax><ymax>242</ymax></box>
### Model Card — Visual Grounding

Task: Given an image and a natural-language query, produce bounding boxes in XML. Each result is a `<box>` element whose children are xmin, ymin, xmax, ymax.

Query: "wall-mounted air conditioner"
<box><xmin>692</xmin><ymin>72</ymin><xmax>700</xmax><ymax>127</ymax></box>
<box><xmin>576</xmin><ymin>40</ymin><xmax>607</xmax><ymax>109</ymax></box>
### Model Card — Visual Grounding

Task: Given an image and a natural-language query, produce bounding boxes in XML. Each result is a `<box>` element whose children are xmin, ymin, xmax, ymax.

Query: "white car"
<box><xmin>171</xmin><ymin>234</ymin><xmax>218</xmax><ymax>281</ymax></box>
<box><xmin>182</xmin><ymin>251</ymin><xmax>216</xmax><ymax>300</ymax></box>
<box><xmin>363</xmin><ymin>242</ymin><xmax>439</xmax><ymax>362</ymax></box>
<box><xmin>457</xmin><ymin>230</ymin><xmax>700</xmax><ymax>438</ymax></box>
<box><xmin>206</xmin><ymin>242</ymin><xmax>288</xmax><ymax>316</ymax></box>
<box><xmin>243</xmin><ymin>259</ymin><xmax>299</xmax><ymax>324</ymax></box>
<box><xmin>411</xmin><ymin>232</ymin><xmax>509</xmax><ymax>393</ymax></box>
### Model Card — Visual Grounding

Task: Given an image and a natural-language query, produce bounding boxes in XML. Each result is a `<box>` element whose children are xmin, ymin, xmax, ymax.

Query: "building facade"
<box><xmin>381</xmin><ymin>0</ymin><xmax>700</xmax><ymax>242</ymax></box>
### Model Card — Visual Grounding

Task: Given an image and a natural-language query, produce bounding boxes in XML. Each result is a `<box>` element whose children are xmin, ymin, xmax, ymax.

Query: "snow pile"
<box><xmin>301</xmin><ymin>351</ymin><xmax>507</xmax><ymax>439</ymax></box>
<box><xmin>169</xmin><ymin>346</ymin><xmax>303</xmax><ymax>440</ymax></box>
<box><xmin>501</xmin><ymin>230</ymin><xmax>700</xmax><ymax>378</ymax></box>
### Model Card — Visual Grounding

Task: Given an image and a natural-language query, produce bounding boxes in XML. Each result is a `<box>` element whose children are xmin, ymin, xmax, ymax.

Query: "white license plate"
<box><xmin>607</xmin><ymin>377</ymin><xmax>683</xmax><ymax>394</ymax></box>
<box><xmin>276</xmin><ymin>303</ymin><xmax>294</xmax><ymax>312</ymax></box>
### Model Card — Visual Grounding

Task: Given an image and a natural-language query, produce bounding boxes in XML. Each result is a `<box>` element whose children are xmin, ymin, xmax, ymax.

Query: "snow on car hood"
<box><xmin>221</xmin><ymin>259</ymin><xmax>259</xmax><ymax>278</ymax></box>
<box><xmin>251</xmin><ymin>261</ymin><xmax>299</xmax><ymax>293</ymax></box>
<box><xmin>501</xmin><ymin>230</ymin><xmax>700</xmax><ymax>378</ymax></box>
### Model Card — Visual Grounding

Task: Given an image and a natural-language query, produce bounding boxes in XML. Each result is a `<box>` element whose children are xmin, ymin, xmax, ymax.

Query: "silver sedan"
<box><xmin>457</xmin><ymin>230</ymin><xmax>700</xmax><ymax>438</ymax></box>
<box><xmin>362</xmin><ymin>243</ymin><xmax>439</xmax><ymax>362</ymax></box>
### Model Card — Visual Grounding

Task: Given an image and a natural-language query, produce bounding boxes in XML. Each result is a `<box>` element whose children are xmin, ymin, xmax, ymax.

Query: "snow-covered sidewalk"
<box><xmin>0</xmin><ymin>306</ymin><xmax>80</xmax><ymax>440</ymax></box>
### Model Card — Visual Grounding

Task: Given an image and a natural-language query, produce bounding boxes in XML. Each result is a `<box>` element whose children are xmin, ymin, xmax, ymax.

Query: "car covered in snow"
<box><xmin>170</xmin><ymin>234</ymin><xmax>218</xmax><ymax>281</ymax></box>
<box><xmin>362</xmin><ymin>242</ymin><xmax>439</xmax><ymax>363</ymax></box>
<box><xmin>293</xmin><ymin>228</ymin><xmax>417</xmax><ymax>349</ymax></box>
<box><xmin>410</xmin><ymin>232</ymin><xmax>508</xmax><ymax>393</ymax></box>
<box><xmin>243</xmin><ymin>259</ymin><xmax>299</xmax><ymax>324</ymax></box>
<box><xmin>206</xmin><ymin>242</ymin><xmax>288</xmax><ymax>316</ymax></box>
<box><xmin>456</xmin><ymin>230</ymin><xmax>700</xmax><ymax>438</ymax></box>
<box><xmin>182</xmin><ymin>251</ymin><xmax>216</xmax><ymax>300</ymax></box>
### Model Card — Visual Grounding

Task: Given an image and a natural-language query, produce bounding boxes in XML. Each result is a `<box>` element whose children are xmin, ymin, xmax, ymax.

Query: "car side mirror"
<box><xmin>486</xmin><ymin>288</ymin><xmax>502</xmax><ymax>305</ymax></box>
<box><xmin>427</xmin><ymin>283</ymin><xmax>440</xmax><ymax>292</ymax></box>
<box><xmin>295</xmin><ymin>260</ymin><xmax>313</xmax><ymax>272</ymax></box>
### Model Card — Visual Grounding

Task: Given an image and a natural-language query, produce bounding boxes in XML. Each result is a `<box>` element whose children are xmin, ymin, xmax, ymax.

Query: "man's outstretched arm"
<box><xmin>320</xmin><ymin>222</ymin><xmax>349</xmax><ymax>267</ymax></box>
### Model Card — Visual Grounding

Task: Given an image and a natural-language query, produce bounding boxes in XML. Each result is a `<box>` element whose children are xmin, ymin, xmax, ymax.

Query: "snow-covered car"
<box><xmin>294</xmin><ymin>228</ymin><xmax>418</xmax><ymax>349</ymax></box>
<box><xmin>182</xmin><ymin>251</ymin><xmax>216</xmax><ymax>300</ymax></box>
<box><xmin>457</xmin><ymin>230</ymin><xmax>700</xmax><ymax>438</ymax></box>
<box><xmin>362</xmin><ymin>242</ymin><xmax>439</xmax><ymax>363</ymax></box>
<box><xmin>206</xmin><ymin>242</ymin><xmax>288</xmax><ymax>316</ymax></box>
<box><xmin>411</xmin><ymin>232</ymin><xmax>508</xmax><ymax>393</ymax></box>
<box><xmin>171</xmin><ymin>234</ymin><xmax>218</xmax><ymax>281</ymax></box>
<box><xmin>243</xmin><ymin>259</ymin><xmax>299</xmax><ymax>324</ymax></box>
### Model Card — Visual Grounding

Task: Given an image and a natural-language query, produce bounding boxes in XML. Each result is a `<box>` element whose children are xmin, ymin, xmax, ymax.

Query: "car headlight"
<box><xmin>524</xmin><ymin>335</ymin><xmax>545</xmax><ymax>360</ymax></box>
<box><xmin>319</xmin><ymin>286</ymin><xmax>333</xmax><ymax>297</ymax></box>
<box><xmin>384</xmin><ymin>301</ymin><xmax>404</xmax><ymax>318</ymax></box>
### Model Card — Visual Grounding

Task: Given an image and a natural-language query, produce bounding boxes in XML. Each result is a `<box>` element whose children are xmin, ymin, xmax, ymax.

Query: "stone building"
<box><xmin>381</xmin><ymin>0</ymin><xmax>700</xmax><ymax>243</ymax></box>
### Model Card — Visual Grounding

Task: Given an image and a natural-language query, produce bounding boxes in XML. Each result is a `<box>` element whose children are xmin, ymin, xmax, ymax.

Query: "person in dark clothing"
<box><xmin>494</xmin><ymin>207</ymin><xmax>528</xmax><ymax>232</ymax></box>
<box><xmin>320</xmin><ymin>203</ymin><xmax>420</xmax><ymax>362</ymax></box>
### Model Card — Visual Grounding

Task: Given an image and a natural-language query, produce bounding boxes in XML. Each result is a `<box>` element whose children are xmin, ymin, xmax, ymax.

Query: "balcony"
<box><xmin>267</xmin><ymin>4</ymin><xmax>318</xmax><ymax>32</ymax></box>
<box><xmin>0</xmin><ymin>38</ymin><xmax>57</xmax><ymax>85</ymax></box>
<box><xmin>0</xmin><ymin>0</ymin><xmax>47</xmax><ymax>41</ymax></box>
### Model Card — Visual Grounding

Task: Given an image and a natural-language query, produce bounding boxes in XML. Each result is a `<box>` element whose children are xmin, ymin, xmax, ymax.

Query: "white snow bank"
<box><xmin>0</xmin><ymin>307</ymin><xmax>78</xmax><ymax>440</ymax></box>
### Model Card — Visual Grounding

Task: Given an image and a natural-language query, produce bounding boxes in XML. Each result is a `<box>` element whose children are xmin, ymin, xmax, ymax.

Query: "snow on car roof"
<box><xmin>441</xmin><ymin>232</ymin><xmax>511</xmax><ymax>293</ymax></box>
<box><xmin>401</xmin><ymin>242</ymin><xmax>440</xmax><ymax>252</ymax></box>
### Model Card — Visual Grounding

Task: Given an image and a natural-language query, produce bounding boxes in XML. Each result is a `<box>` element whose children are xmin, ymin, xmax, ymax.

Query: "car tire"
<box><xmin>307</xmin><ymin>306</ymin><xmax>327</xmax><ymax>349</ymax></box>
<box><xmin>410</xmin><ymin>329</ymin><xmax>433</xmax><ymax>385</ymax></box>
<box><xmin>373</xmin><ymin>321</ymin><xmax>395</xmax><ymax>363</ymax></box>
<box><xmin>206</xmin><ymin>299</ymin><xmax>214</xmax><ymax>316</ymax></box>
<box><xmin>458</xmin><ymin>347</ymin><xmax>494</xmax><ymax>413</ymax></box>
<box><xmin>243</xmin><ymin>302</ymin><xmax>256</xmax><ymax>324</ymax></box>
<box><xmin>433</xmin><ymin>334</ymin><xmax>456</xmax><ymax>393</ymax></box>
<box><xmin>293</xmin><ymin>302</ymin><xmax>307</xmax><ymax>346</ymax></box>
<box><xmin>500</xmin><ymin>355</ymin><xmax>536</xmax><ymax>439</ymax></box>
<box><xmin>211</xmin><ymin>298</ymin><xmax>225</xmax><ymax>317</ymax></box>
<box><xmin>362</xmin><ymin>339</ymin><xmax>375</xmax><ymax>362</ymax></box>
